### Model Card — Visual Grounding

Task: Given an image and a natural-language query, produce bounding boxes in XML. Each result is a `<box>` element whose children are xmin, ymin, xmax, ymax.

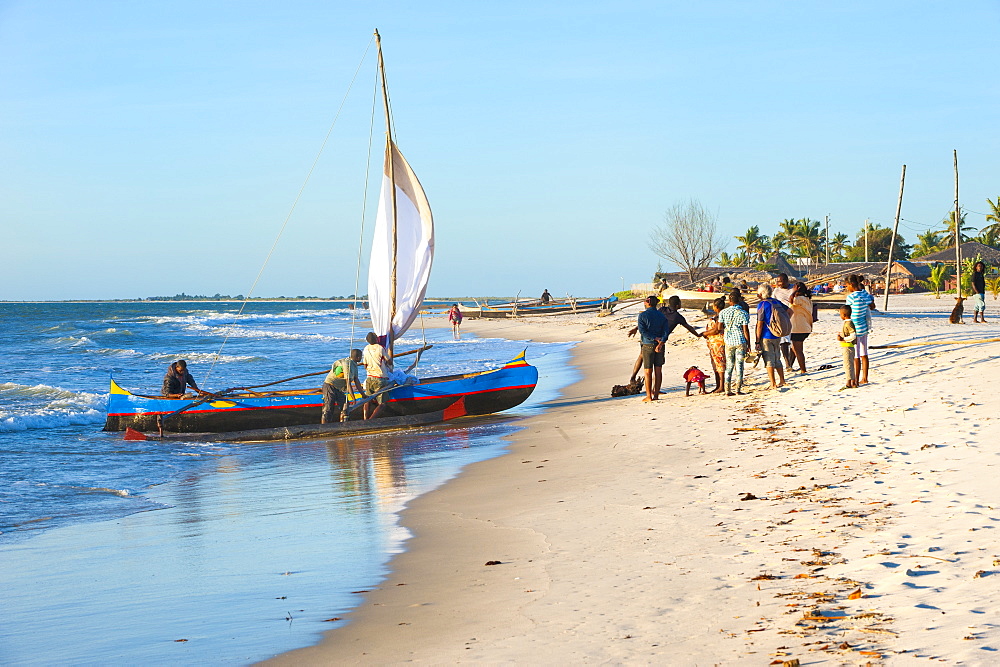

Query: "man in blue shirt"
<box><xmin>754</xmin><ymin>284</ymin><xmax>786</xmax><ymax>390</ymax></box>
<box><xmin>636</xmin><ymin>295</ymin><xmax>668</xmax><ymax>402</ymax></box>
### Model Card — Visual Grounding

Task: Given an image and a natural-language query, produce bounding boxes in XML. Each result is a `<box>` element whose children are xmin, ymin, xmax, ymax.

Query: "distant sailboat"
<box><xmin>105</xmin><ymin>31</ymin><xmax>538</xmax><ymax>437</ymax></box>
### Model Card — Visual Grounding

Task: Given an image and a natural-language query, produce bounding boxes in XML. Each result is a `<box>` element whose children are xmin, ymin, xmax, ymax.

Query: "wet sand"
<box><xmin>269</xmin><ymin>294</ymin><xmax>1000</xmax><ymax>664</ymax></box>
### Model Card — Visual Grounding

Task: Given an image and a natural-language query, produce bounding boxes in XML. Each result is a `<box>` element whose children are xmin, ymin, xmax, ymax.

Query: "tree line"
<box><xmin>649</xmin><ymin>197</ymin><xmax>1000</xmax><ymax>283</ymax></box>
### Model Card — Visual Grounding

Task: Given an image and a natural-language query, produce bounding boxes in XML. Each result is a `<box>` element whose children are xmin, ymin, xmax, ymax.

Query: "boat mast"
<box><xmin>374</xmin><ymin>29</ymin><xmax>398</xmax><ymax>355</ymax></box>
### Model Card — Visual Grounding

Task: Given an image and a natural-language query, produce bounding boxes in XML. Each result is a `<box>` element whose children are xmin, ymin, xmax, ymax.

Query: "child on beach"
<box><xmin>837</xmin><ymin>305</ymin><xmax>857</xmax><ymax>389</ymax></box>
<box><xmin>683</xmin><ymin>366</ymin><xmax>707</xmax><ymax>396</ymax></box>
<box><xmin>703</xmin><ymin>297</ymin><xmax>727</xmax><ymax>393</ymax></box>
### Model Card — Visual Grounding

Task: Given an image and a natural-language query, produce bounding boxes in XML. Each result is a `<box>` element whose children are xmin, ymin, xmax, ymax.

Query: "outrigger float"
<box><xmin>104</xmin><ymin>30</ymin><xmax>538</xmax><ymax>440</ymax></box>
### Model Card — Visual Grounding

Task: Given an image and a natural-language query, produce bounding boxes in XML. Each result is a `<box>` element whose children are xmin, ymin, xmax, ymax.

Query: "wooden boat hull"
<box><xmin>105</xmin><ymin>352</ymin><xmax>538</xmax><ymax>434</ymax></box>
<box><xmin>127</xmin><ymin>399</ymin><xmax>469</xmax><ymax>443</ymax></box>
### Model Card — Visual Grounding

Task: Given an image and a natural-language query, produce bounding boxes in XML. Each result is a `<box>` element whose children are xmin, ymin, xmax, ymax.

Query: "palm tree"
<box><xmin>973</xmin><ymin>228</ymin><xmax>1000</xmax><ymax>249</ymax></box>
<box><xmin>717</xmin><ymin>252</ymin><xmax>733</xmax><ymax>267</ymax></box>
<box><xmin>911</xmin><ymin>229</ymin><xmax>943</xmax><ymax>258</ymax></box>
<box><xmin>790</xmin><ymin>218</ymin><xmax>824</xmax><ymax>263</ymax></box>
<box><xmin>980</xmin><ymin>196</ymin><xmax>1000</xmax><ymax>239</ymax></box>
<box><xmin>828</xmin><ymin>232</ymin><xmax>850</xmax><ymax>261</ymax></box>
<box><xmin>918</xmin><ymin>263</ymin><xmax>952</xmax><ymax>298</ymax></box>
<box><xmin>941</xmin><ymin>211</ymin><xmax>975</xmax><ymax>244</ymax></box>
<box><xmin>772</xmin><ymin>218</ymin><xmax>797</xmax><ymax>257</ymax></box>
<box><xmin>987</xmin><ymin>275</ymin><xmax>1000</xmax><ymax>300</ymax></box>
<box><xmin>735</xmin><ymin>226</ymin><xmax>769</xmax><ymax>265</ymax></box>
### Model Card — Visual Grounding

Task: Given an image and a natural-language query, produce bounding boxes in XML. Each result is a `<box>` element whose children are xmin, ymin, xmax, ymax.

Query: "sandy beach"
<box><xmin>269</xmin><ymin>294</ymin><xmax>1000</xmax><ymax>665</ymax></box>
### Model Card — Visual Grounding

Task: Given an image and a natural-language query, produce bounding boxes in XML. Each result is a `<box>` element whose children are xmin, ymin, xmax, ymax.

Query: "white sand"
<box><xmin>268</xmin><ymin>293</ymin><xmax>1000</xmax><ymax>664</ymax></box>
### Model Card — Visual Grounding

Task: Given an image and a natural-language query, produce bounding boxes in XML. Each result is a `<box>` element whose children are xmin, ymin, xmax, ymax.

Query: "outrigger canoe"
<box><xmin>104</xmin><ymin>352</ymin><xmax>538</xmax><ymax>434</ymax></box>
<box><xmin>463</xmin><ymin>296</ymin><xmax>617</xmax><ymax>319</ymax></box>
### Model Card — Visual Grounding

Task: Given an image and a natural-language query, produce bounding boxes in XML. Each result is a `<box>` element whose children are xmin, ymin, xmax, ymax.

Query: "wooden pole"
<box><xmin>883</xmin><ymin>165</ymin><xmax>906</xmax><ymax>311</ymax></box>
<box><xmin>954</xmin><ymin>149</ymin><xmax>963</xmax><ymax>312</ymax></box>
<box><xmin>864</xmin><ymin>218</ymin><xmax>869</xmax><ymax>263</ymax></box>
<box><xmin>374</xmin><ymin>29</ymin><xmax>398</xmax><ymax>354</ymax></box>
<box><xmin>825</xmin><ymin>214</ymin><xmax>830</xmax><ymax>265</ymax></box>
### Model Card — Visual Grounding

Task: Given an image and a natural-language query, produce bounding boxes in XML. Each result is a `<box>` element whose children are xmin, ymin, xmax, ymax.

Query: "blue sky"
<box><xmin>2</xmin><ymin>1</ymin><xmax>998</xmax><ymax>300</ymax></box>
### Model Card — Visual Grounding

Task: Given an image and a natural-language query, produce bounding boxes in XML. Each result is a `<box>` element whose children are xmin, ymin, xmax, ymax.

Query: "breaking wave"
<box><xmin>139</xmin><ymin>308</ymin><xmax>357</xmax><ymax>329</ymax></box>
<box><xmin>0</xmin><ymin>383</ymin><xmax>108</xmax><ymax>432</ymax></box>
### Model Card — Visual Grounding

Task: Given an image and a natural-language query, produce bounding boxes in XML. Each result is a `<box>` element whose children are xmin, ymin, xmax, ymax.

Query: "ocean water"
<box><xmin>0</xmin><ymin>301</ymin><xmax>576</xmax><ymax>663</ymax></box>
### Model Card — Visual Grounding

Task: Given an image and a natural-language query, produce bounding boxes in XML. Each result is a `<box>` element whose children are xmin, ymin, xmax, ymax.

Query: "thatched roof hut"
<box><xmin>912</xmin><ymin>241</ymin><xmax>1000</xmax><ymax>265</ymax></box>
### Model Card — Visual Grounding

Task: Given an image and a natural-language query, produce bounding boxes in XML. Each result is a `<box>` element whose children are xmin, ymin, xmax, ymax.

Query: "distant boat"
<box><xmin>104</xmin><ymin>31</ymin><xmax>537</xmax><ymax>437</ymax></box>
<box><xmin>467</xmin><ymin>295</ymin><xmax>618</xmax><ymax>318</ymax></box>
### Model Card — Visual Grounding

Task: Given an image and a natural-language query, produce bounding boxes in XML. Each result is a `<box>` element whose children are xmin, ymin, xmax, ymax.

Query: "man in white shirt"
<box><xmin>362</xmin><ymin>332</ymin><xmax>391</xmax><ymax>419</ymax></box>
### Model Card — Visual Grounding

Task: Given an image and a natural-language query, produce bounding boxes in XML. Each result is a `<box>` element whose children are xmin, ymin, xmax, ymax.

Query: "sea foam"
<box><xmin>0</xmin><ymin>383</ymin><xmax>108</xmax><ymax>431</ymax></box>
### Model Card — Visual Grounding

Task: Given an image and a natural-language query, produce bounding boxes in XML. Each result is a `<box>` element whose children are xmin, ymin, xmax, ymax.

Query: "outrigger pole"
<box><xmin>374</xmin><ymin>29</ymin><xmax>399</xmax><ymax>356</ymax></box>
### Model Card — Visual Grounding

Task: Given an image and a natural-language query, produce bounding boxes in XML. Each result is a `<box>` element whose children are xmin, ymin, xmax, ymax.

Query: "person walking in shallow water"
<box><xmin>448</xmin><ymin>304</ymin><xmax>463</xmax><ymax>339</ymax></box>
<box><xmin>322</xmin><ymin>349</ymin><xmax>364</xmax><ymax>424</ymax></box>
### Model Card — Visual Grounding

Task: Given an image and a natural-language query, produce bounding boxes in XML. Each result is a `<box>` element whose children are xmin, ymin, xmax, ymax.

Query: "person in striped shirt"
<box><xmin>844</xmin><ymin>275</ymin><xmax>875</xmax><ymax>385</ymax></box>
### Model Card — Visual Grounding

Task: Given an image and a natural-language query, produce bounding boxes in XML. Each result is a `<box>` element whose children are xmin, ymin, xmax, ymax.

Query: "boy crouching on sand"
<box><xmin>837</xmin><ymin>305</ymin><xmax>857</xmax><ymax>389</ymax></box>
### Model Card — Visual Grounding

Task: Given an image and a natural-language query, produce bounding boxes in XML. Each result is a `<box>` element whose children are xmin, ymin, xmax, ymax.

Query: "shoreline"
<box><xmin>269</xmin><ymin>295</ymin><xmax>1000</xmax><ymax>663</ymax></box>
<box><xmin>265</xmin><ymin>313</ymin><xmax>633</xmax><ymax>664</ymax></box>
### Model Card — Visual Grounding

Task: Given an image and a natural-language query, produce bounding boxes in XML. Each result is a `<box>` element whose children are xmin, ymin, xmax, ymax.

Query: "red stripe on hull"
<box><xmin>108</xmin><ymin>402</ymin><xmax>324</xmax><ymax>417</ymax></box>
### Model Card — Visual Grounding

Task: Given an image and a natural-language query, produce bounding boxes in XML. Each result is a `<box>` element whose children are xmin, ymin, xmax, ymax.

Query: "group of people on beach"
<box><xmin>633</xmin><ymin>272</ymin><xmax>878</xmax><ymax>400</ymax></box>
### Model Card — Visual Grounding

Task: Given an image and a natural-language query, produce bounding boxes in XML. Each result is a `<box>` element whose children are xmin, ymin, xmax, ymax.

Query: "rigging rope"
<box><xmin>204</xmin><ymin>36</ymin><xmax>375</xmax><ymax>385</ymax></box>
<box><xmin>350</xmin><ymin>64</ymin><xmax>381</xmax><ymax>355</ymax></box>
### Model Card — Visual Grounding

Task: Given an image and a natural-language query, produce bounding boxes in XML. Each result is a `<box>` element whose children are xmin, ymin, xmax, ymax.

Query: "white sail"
<box><xmin>368</xmin><ymin>139</ymin><xmax>434</xmax><ymax>343</ymax></box>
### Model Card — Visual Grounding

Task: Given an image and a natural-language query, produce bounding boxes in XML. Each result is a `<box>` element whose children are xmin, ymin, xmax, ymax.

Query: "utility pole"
<box><xmin>864</xmin><ymin>218</ymin><xmax>869</xmax><ymax>263</ymax></box>
<box><xmin>883</xmin><ymin>166</ymin><xmax>906</xmax><ymax>312</ymax></box>
<box><xmin>954</xmin><ymin>149</ymin><xmax>962</xmax><ymax>314</ymax></box>
<box><xmin>825</xmin><ymin>215</ymin><xmax>830</xmax><ymax>265</ymax></box>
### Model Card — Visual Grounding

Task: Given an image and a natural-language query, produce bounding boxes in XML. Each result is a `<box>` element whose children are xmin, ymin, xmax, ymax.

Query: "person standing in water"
<box><xmin>362</xmin><ymin>332</ymin><xmax>391</xmax><ymax>419</ymax></box>
<box><xmin>448</xmin><ymin>304</ymin><xmax>463</xmax><ymax>339</ymax></box>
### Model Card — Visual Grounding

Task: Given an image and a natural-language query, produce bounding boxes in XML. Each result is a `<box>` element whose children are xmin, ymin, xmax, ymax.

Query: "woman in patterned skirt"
<box><xmin>703</xmin><ymin>297</ymin><xmax>727</xmax><ymax>393</ymax></box>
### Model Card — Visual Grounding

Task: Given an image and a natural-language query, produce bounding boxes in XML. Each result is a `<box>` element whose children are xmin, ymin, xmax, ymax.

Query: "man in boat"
<box><xmin>362</xmin><ymin>332</ymin><xmax>391</xmax><ymax>419</ymax></box>
<box><xmin>322</xmin><ymin>349</ymin><xmax>364</xmax><ymax>424</ymax></box>
<box><xmin>161</xmin><ymin>360</ymin><xmax>204</xmax><ymax>399</ymax></box>
<box><xmin>540</xmin><ymin>289</ymin><xmax>551</xmax><ymax>305</ymax></box>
